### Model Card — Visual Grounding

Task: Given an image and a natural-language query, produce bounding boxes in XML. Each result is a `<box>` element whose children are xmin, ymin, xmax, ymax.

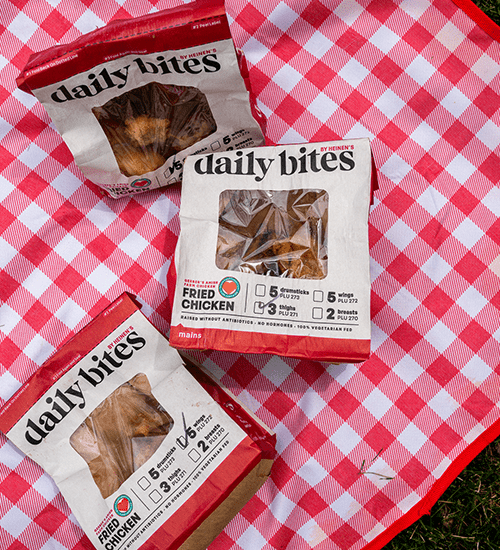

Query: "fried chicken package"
<box><xmin>168</xmin><ymin>139</ymin><xmax>377</xmax><ymax>363</ymax></box>
<box><xmin>0</xmin><ymin>293</ymin><xmax>276</xmax><ymax>550</ymax></box>
<box><xmin>16</xmin><ymin>0</ymin><xmax>265</xmax><ymax>198</ymax></box>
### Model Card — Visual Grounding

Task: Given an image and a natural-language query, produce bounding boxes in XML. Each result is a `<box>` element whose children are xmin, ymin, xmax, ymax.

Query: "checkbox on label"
<box><xmin>312</xmin><ymin>308</ymin><xmax>323</xmax><ymax>319</ymax></box>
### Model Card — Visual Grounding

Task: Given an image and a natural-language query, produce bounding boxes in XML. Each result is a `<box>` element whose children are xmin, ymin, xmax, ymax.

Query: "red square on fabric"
<box><xmin>386</xmin><ymin>254</ymin><xmax>419</xmax><ymax>285</ymax></box>
<box><xmin>0</xmin><ymin>337</ymin><xmax>22</xmax><ymax>368</ymax></box>
<box><xmin>121</xmin><ymin>262</ymin><xmax>151</xmax><ymax>293</ymax></box>
<box><xmin>455</xmin><ymin>252</ymin><xmax>486</xmax><ymax>283</ymax></box>
<box><xmin>403</xmin><ymin>22</ymin><xmax>434</xmax><ymax>52</ymax></box>
<box><xmin>459</xmin><ymin>320</ymin><xmax>491</xmax><ymax>352</ymax></box>
<box><xmin>378</xmin><ymin>121</ymin><xmax>408</xmax><ymax>151</ymax></box>
<box><xmin>462</xmin><ymin>389</ymin><xmax>495</xmax><ymax>421</ymax></box>
<box><xmin>87</xmin><ymin>234</ymin><xmax>117</xmax><ymax>262</ymax></box>
<box><xmin>39</xmin><ymin>10</ymin><xmax>72</xmax><ymax>41</ymax></box>
<box><xmin>119</xmin><ymin>200</ymin><xmax>148</xmax><ymax>229</ymax></box>
<box><xmin>15</xmin><ymin>111</ymin><xmax>45</xmax><ymax>141</ymax></box>
<box><xmin>239</xmin><ymin>495</ymin><xmax>267</xmax><ymax>523</ymax></box>
<box><xmin>6</xmin><ymin>540</ymin><xmax>30</xmax><ymax>550</ymax></box>
<box><xmin>487</xmin><ymin>218</ymin><xmax>500</xmax><ymax>244</ymax></box>
<box><xmin>383</xmin><ymin>187</ymin><xmax>414</xmax><ymax>217</ymax></box>
<box><xmin>395</xmin><ymin>388</ymin><xmax>427</xmax><ymax>420</ymax></box>
<box><xmin>359</xmin><ymin>355</ymin><xmax>390</xmax><ymax>386</ymax></box>
<box><xmin>372</xmin><ymin>56</ymin><xmax>404</xmax><ymax>87</ymax></box>
<box><xmin>305</xmin><ymin>60</ymin><xmax>335</xmax><ymax>90</ymax></box>
<box><xmin>341</xmin><ymin>90</ymin><xmax>372</xmax><ymax>120</ymax></box>
<box><xmin>296</xmin><ymin>423</ymin><xmax>328</xmax><ymax>454</ymax></box>
<box><xmin>263</xmin><ymin>390</ymin><xmax>296</xmax><ymax>420</ymax></box>
<box><xmin>328</xmin><ymin>388</ymin><xmax>361</xmax><ymax>420</ymax></box>
<box><xmin>422</xmin><ymin>287</ymin><xmax>455</xmax><ymax>318</ymax></box>
<box><xmin>55</xmin><ymin>265</ymin><xmax>85</xmax><ymax>295</ymax></box>
<box><xmin>439</xmin><ymin>54</ymin><xmax>469</xmax><ymax>85</ymax></box>
<box><xmin>11</xmin><ymin>44</ymin><xmax>35</xmax><ymax>72</ymax></box>
<box><xmin>301</xmin><ymin>0</ymin><xmax>331</xmax><ymax>27</ymax></box>
<box><xmin>235</xmin><ymin>4</ymin><xmax>267</xmax><ymax>34</ymax></box>
<box><xmin>298</xmin><ymin>488</ymin><xmax>329</xmax><ymax>515</ymax></box>
<box><xmin>53</xmin><ymin>201</ymin><xmax>85</xmax><ymax>232</ymax></box>
<box><xmin>294</xmin><ymin>360</ymin><xmax>324</xmax><ymax>386</ymax></box>
<box><xmin>479</xmin><ymin>153</ymin><xmax>500</xmax><ymax>183</ymax></box>
<box><xmin>364</xmin><ymin>422</ymin><xmax>396</xmax><ymax>453</ymax></box>
<box><xmin>391</xmin><ymin>321</ymin><xmax>423</xmax><ymax>353</ymax></box>
<box><xmin>273</xmin><ymin>34</ymin><xmax>302</xmax><ymax>63</ymax></box>
<box><xmin>20</xmin><ymin>235</ymin><xmax>52</xmax><ymax>266</ymax></box>
<box><xmin>24</xmin><ymin>301</ymin><xmax>52</xmax><ymax>331</ymax></box>
<box><xmin>330</xmin><ymin>458</ymin><xmax>360</xmax><ymax>490</ymax></box>
<box><xmin>0</xmin><ymin>145</ymin><xmax>16</xmax><ymax>171</ymax></box>
<box><xmin>414</xmin><ymin>153</ymin><xmax>444</xmax><ymax>182</ymax></box>
<box><xmin>398</xmin><ymin>457</ymin><xmax>431</xmax><ymax>490</ymax></box>
<box><xmin>18</xmin><ymin>172</ymin><xmax>50</xmax><ymax>201</ymax></box>
<box><xmin>443</xmin><ymin>121</ymin><xmax>475</xmax><ymax>152</ymax></box>
<box><xmin>450</xmin><ymin>186</ymin><xmax>480</xmax><ymax>215</ymax></box>
<box><xmin>430</xmin><ymin>424</ymin><xmax>462</xmax><ymax>455</ymax></box>
<box><xmin>269</xmin><ymin>525</ymin><xmax>295</xmax><ymax>549</ymax></box>
<box><xmin>0</xmin><ymin>205</ymin><xmax>16</xmax><ymax>234</ymax></box>
<box><xmin>474</xmin><ymin>86</ymin><xmax>500</xmax><ymax>117</ymax></box>
<box><xmin>408</xmin><ymin>88</ymin><xmax>440</xmax><ymax>119</ymax></box>
<box><xmin>275</xmin><ymin>95</ymin><xmax>307</xmax><ymax>125</ymax></box>
<box><xmin>364</xmin><ymin>492</ymin><xmax>396</xmax><ymax>521</ymax></box>
<box><xmin>336</xmin><ymin>28</ymin><xmax>367</xmax><ymax>55</ymax></box>
<box><xmin>330</xmin><ymin>523</ymin><xmax>362</xmax><ymax>550</ymax></box>
<box><xmin>365</xmin><ymin>0</ymin><xmax>398</xmax><ymax>23</ymax></box>
<box><xmin>49</xmin><ymin>142</ymin><xmax>74</xmax><ymax>167</ymax></box>
<box><xmin>419</xmin><ymin>218</ymin><xmax>451</xmax><ymax>250</ymax></box>
<box><xmin>150</xmin><ymin>225</ymin><xmax>178</xmax><ymax>258</ymax></box>
<box><xmin>272</xmin><ymin>456</ymin><xmax>295</xmax><ymax>490</ymax></box>
<box><xmin>227</xmin><ymin>356</ymin><xmax>259</xmax><ymax>387</ymax></box>
<box><xmin>34</xmin><ymin>503</ymin><xmax>67</xmax><ymax>535</ymax></box>
<box><xmin>0</xmin><ymin>472</ymin><xmax>31</xmax><ymax>503</ymax></box>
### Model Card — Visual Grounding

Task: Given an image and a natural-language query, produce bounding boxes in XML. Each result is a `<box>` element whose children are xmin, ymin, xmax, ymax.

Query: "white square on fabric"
<box><xmin>436</xmin><ymin>21</ymin><xmax>467</xmax><ymax>52</ymax></box>
<box><xmin>237</xmin><ymin>525</ymin><xmax>268</xmax><ymax>550</ymax></box>
<box><xmin>424</xmin><ymin>320</ymin><xmax>457</xmax><ymax>353</ymax></box>
<box><xmin>344</xmin><ymin>122</ymin><xmax>375</xmax><ymax>140</ymax></box>
<box><xmin>0</xmin><ymin>118</ymin><xmax>14</xmax><ymax>141</ymax></box>
<box><xmin>385</xmin><ymin>218</ymin><xmax>417</xmax><ymax>250</ymax></box>
<box><xmin>261</xmin><ymin>356</ymin><xmax>293</xmax><ymax>386</ymax></box>
<box><xmin>86</xmin><ymin>264</ymin><xmax>119</xmax><ymax>293</ymax></box>
<box><xmin>461</xmin><ymin>357</ymin><xmax>493</xmax><ymax>385</ymax></box>
<box><xmin>421</xmin><ymin>253</ymin><xmax>453</xmax><ymax>284</ymax></box>
<box><xmin>331</xmin><ymin>423</ymin><xmax>362</xmax><ymax>455</ymax></box>
<box><xmin>0</xmin><ymin>438</ymin><xmax>25</xmax><ymax>470</ymax></box>
<box><xmin>334</xmin><ymin>0</ymin><xmax>364</xmax><ymax>25</ymax></box>
<box><xmin>482</xmin><ymin>186</ymin><xmax>500</xmax><ymax>216</ymax></box>
<box><xmin>427</xmin><ymin>389</ymin><xmax>459</xmax><ymax>420</ymax></box>
<box><xmin>308</xmin><ymin>93</ymin><xmax>338</xmax><ymax>123</ymax></box>
<box><xmin>388</xmin><ymin>287</ymin><xmax>421</xmax><ymax>319</ymax></box>
<box><xmin>270</xmin><ymin>491</ymin><xmax>297</xmax><ymax>524</ymax></box>
<box><xmin>7</xmin><ymin>12</ymin><xmax>38</xmax><ymax>41</ymax></box>
<box><xmin>362</xmin><ymin>388</ymin><xmax>393</xmax><ymax>420</ymax></box>
<box><xmin>279</xmin><ymin>127</ymin><xmax>307</xmax><ymax>145</ymax></box>
<box><xmin>23</xmin><ymin>333</ymin><xmax>56</xmax><ymax>364</ymax></box>
<box><xmin>85</xmin><ymin>201</ymin><xmax>116</xmax><ymax>231</ymax></box>
<box><xmin>242</xmin><ymin>36</ymin><xmax>270</xmax><ymax>65</ymax></box>
<box><xmin>304</xmin><ymin>31</ymin><xmax>334</xmax><ymax>59</ymax></box>
<box><xmin>477</xmin><ymin>120</ymin><xmax>500</xmax><ymax>150</ymax></box>
<box><xmin>273</xmin><ymin>64</ymin><xmax>303</xmax><ymax>93</ymax></box>
<box><xmin>269</xmin><ymin>3</ymin><xmax>299</xmax><ymax>31</ymax></box>
<box><xmin>297</xmin><ymin>389</ymin><xmax>327</xmax><ymax>420</ymax></box>
<box><xmin>16</xmin><ymin>201</ymin><xmax>50</xmax><ymax>233</ymax></box>
<box><xmin>452</xmin><ymin>218</ymin><xmax>483</xmax><ymax>249</ymax></box>
<box><xmin>471</xmin><ymin>53</ymin><xmax>500</xmax><ymax>84</ymax></box>
<box><xmin>74</xmin><ymin>10</ymin><xmax>105</xmax><ymax>34</ymax></box>
<box><xmin>445</xmin><ymin>154</ymin><xmax>476</xmax><ymax>184</ymax></box>
<box><xmin>22</xmin><ymin>268</ymin><xmax>53</xmax><ymax>297</ymax></box>
<box><xmin>392</xmin><ymin>356</ymin><xmax>425</xmax><ymax>385</ymax></box>
<box><xmin>441</xmin><ymin>87</ymin><xmax>471</xmax><ymax>118</ymax></box>
<box><xmin>0</xmin><ymin>237</ymin><xmax>19</xmax><ymax>266</ymax></box>
<box><xmin>273</xmin><ymin>423</ymin><xmax>295</xmax><ymax>454</ymax></box>
<box><xmin>432</xmin><ymin>456</ymin><xmax>452</xmax><ymax>478</ymax></box>
<box><xmin>397</xmin><ymin>422</ymin><xmax>427</xmax><ymax>453</ymax></box>
<box><xmin>330</xmin><ymin>492</ymin><xmax>362</xmax><ymax>520</ymax></box>
<box><xmin>370</xmin><ymin>27</ymin><xmax>400</xmax><ymax>54</ymax></box>
<box><xmin>456</xmin><ymin>285</ymin><xmax>488</xmax><ymax>317</ymax></box>
<box><xmin>33</xmin><ymin>472</ymin><xmax>61</xmax><ymax>502</ymax></box>
<box><xmin>118</xmin><ymin>231</ymin><xmax>149</xmax><ymax>260</ymax></box>
<box><xmin>410</xmin><ymin>122</ymin><xmax>442</xmax><ymax>149</ymax></box>
<box><xmin>53</xmin><ymin>233</ymin><xmax>84</xmax><ymax>263</ymax></box>
<box><xmin>50</xmin><ymin>169</ymin><xmax>85</xmax><ymax>199</ymax></box>
<box><xmin>0</xmin><ymin>371</ymin><xmax>22</xmax><ymax>402</ymax></box>
<box><xmin>54</xmin><ymin>298</ymin><xmax>87</xmax><ymax>329</ymax></box>
<box><xmin>18</xmin><ymin>143</ymin><xmax>48</xmax><ymax>170</ymax></box>
<box><xmin>399</xmin><ymin>0</ymin><xmax>431</xmax><ymax>20</ymax></box>
<box><xmin>297</xmin><ymin>457</ymin><xmax>329</xmax><ymax>485</ymax></box>
<box><xmin>0</xmin><ymin>507</ymin><xmax>31</xmax><ymax>538</ymax></box>
<box><xmin>297</xmin><ymin>519</ymin><xmax>328</xmax><ymax>547</ymax></box>
<box><xmin>416</xmin><ymin>185</ymin><xmax>448</xmax><ymax>215</ymax></box>
<box><xmin>370</xmin><ymin>323</ymin><xmax>390</xmax><ymax>352</ymax></box>
<box><xmin>147</xmin><ymin>195</ymin><xmax>179</xmax><ymax>226</ymax></box>
<box><xmin>374</xmin><ymin>89</ymin><xmax>406</xmax><ymax>118</ymax></box>
<box><xmin>405</xmin><ymin>55</ymin><xmax>436</xmax><ymax>85</ymax></box>
<box><xmin>338</xmin><ymin>58</ymin><xmax>370</xmax><ymax>87</ymax></box>
<box><xmin>380</xmin><ymin>153</ymin><xmax>413</xmax><ymax>184</ymax></box>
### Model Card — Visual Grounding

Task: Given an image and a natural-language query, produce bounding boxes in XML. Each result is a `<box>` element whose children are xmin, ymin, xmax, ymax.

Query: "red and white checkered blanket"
<box><xmin>1</xmin><ymin>1</ymin><xmax>499</xmax><ymax>549</ymax></box>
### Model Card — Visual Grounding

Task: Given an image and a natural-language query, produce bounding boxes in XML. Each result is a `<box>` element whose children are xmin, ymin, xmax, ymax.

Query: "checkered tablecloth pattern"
<box><xmin>1</xmin><ymin>1</ymin><xmax>499</xmax><ymax>549</ymax></box>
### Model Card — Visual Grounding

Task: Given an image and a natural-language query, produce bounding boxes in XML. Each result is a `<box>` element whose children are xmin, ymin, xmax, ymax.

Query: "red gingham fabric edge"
<box><xmin>363</xmin><ymin>416</ymin><xmax>500</xmax><ymax>550</ymax></box>
<box><xmin>451</xmin><ymin>0</ymin><xmax>500</xmax><ymax>41</ymax></box>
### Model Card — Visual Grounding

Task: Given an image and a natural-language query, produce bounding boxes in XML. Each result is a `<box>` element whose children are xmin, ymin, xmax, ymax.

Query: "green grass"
<box><xmin>386</xmin><ymin>2</ymin><xmax>500</xmax><ymax>548</ymax></box>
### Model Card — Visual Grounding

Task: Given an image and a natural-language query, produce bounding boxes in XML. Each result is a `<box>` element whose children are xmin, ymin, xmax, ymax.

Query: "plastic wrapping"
<box><xmin>92</xmin><ymin>82</ymin><xmax>216</xmax><ymax>177</ymax></box>
<box><xmin>216</xmin><ymin>189</ymin><xmax>328</xmax><ymax>279</ymax></box>
<box><xmin>70</xmin><ymin>373</ymin><xmax>174</xmax><ymax>499</ymax></box>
